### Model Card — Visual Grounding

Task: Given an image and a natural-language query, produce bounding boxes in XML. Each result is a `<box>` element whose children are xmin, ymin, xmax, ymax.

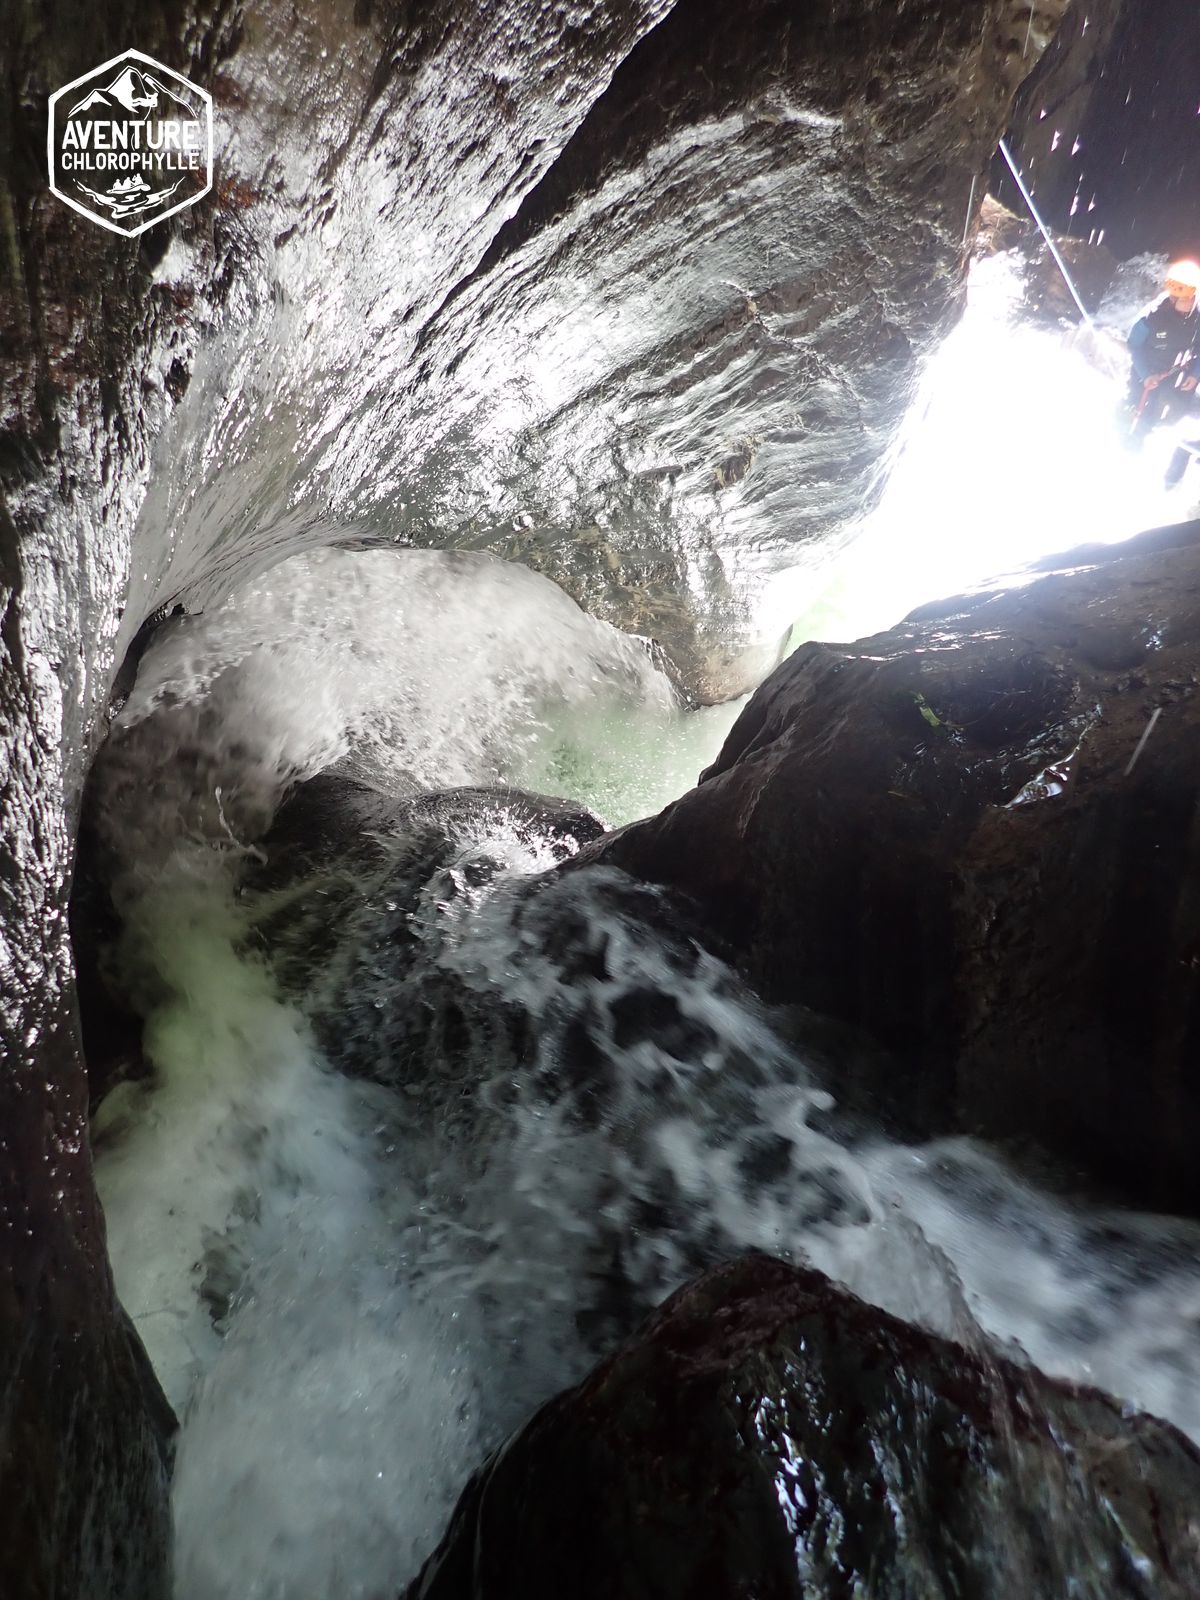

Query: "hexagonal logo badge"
<box><xmin>47</xmin><ymin>49</ymin><xmax>212</xmax><ymax>237</ymax></box>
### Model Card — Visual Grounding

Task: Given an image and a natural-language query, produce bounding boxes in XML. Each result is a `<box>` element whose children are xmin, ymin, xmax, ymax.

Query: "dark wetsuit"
<box><xmin>1127</xmin><ymin>294</ymin><xmax>1200</xmax><ymax>432</ymax></box>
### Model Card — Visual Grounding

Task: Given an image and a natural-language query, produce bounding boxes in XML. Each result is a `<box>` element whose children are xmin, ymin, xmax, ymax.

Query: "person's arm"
<box><xmin>1128</xmin><ymin>316</ymin><xmax>1163</xmax><ymax>381</ymax></box>
<box><xmin>1182</xmin><ymin>322</ymin><xmax>1200</xmax><ymax>390</ymax></box>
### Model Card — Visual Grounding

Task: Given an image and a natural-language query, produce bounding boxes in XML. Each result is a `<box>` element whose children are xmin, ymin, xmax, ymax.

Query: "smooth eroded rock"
<box><xmin>407</xmin><ymin>1251</ymin><xmax>1200</xmax><ymax>1600</ymax></box>
<box><xmin>254</xmin><ymin>773</ymin><xmax>606</xmax><ymax>891</ymax></box>
<box><xmin>248</xmin><ymin>775</ymin><xmax>608</xmax><ymax>1045</ymax></box>
<box><xmin>589</xmin><ymin>520</ymin><xmax>1200</xmax><ymax>1210</ymax></box>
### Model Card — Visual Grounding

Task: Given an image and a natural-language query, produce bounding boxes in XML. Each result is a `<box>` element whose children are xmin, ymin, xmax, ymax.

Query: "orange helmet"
<box><xmin>1165</xmin><ymin>260</ymin><xmax>1200</xmax><ymax>298</ymax></box>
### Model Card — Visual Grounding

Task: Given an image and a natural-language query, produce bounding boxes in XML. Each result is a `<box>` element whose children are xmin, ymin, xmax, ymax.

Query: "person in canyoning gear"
<box><xmin>1126</xmin><ymin>260</ymin><xmax>1200</xmax><ymax>453</ymax></box>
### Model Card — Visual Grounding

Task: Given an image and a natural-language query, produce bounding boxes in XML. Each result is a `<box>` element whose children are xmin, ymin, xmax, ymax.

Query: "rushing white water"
<box><xmin>109</xmin><ymin>543</ymin><xmax>739</xmax><ymax>838</ymax></box>
<box><xmin>95</xmin><ymin>793</ymin><xmax>1200</xmax><ymax>1600</ymax></box>
<box><xmin>93</xmin><ymin>869</ymin><xmax>472</xmax><ymax>1594</ymax></box>
<box><xmin>90</xmin><ymin>546</ymin><xmax>750</xmax><ymax>1596</ymax></box>
<box><xmin>89</xmin><ymin>264</ymin><xmax>1200</xmax><ymax>1599</ymax></box>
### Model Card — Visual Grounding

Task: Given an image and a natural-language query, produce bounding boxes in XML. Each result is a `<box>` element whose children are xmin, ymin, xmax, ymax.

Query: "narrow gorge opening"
<box><xmin>6</xmin><ymin>0</ymin><xmax>1200</xmax><ymax>1595</ymax></box>
<box><xmin>75</xmin><ymin>254</ymin><xmax>1200</xmax><ymax>1595</ymax></box>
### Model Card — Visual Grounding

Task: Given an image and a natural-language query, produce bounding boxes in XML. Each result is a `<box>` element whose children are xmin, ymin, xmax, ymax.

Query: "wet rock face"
<box><xmin>23</xmin><ymin>0</ymin><xmax>1074</xmax><ymax>704</ymax></box>
<box><xmin>1022</xmin><ymin>233</ymin><xmax>1118</xmax><ymax>321</ymax></box>
<box><xmin>248</xmin><ymin>774</ymin><xmax>611</xmax><ymax>1082</ymax></box>
<box><xmin>998</xmin><ymin>0</ymin><xmax>1200</xmax><ymax>259</ymax></box>
<box><xmin>255</xmin><ymin>773</ymin><xmax>606</xmax><ymax>891</ymax></box>
<box><xmin>407</xmin><ymin>1251</ymin><xmax>1200</xmax><ymax>1600</ymax></box>
<box><xmin>2</xmin><ymin>12</ymin><xmax>237</xmax><ymax>1587</ymax></box>
<box><xmin>993</xmin><ymin>0</ymin><xmax>1127</xmax><ymax>240</ymax></box>
<box><xmin>250</xmin><ymin>775</ymin><xmax>608</xmax><ymax>1002</ymax></box>
<box><xmin>0</xmin><ymin>1027</ymin><xmax>175</xmax><ymax>1600</ymax></box>
<box><xmin>379</xmin><ymin>0</ymin><xmax>1075</xmax><ymax>697</ymax></box>
<box><xmin>1</xmin><ymin>2</ymin><xmax>1069</xmax><ymax>1589</ymax></box>
<box><xmin>591</xmin><ymin>521</ymin><xmax>1200</xmax><ymax>1212</ymax></box>
<box><xmin>246</xmin><ymin>778</ymin><xmax>876</xmax><ymax>1371</ymax></box>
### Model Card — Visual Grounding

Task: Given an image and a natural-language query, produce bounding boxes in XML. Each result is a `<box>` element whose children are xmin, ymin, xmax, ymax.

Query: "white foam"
<box><xmin>86</xmin><ymin>462</ymin><xmax>1200</xmax><ymax>1600</ymax></box>
<box><xmin>92</xmin><ymin>849</ymin><xmax>491</xmax><ymax>1596</ymax></box>
<box><xmin>92</xmin><ymin>859</ymin><xmax>384</xmax><ymax>1414</ymax></box>
<box><xmin>97</xmin><ymin>772</ymin><xmax>1200</xmax><ymax>1600</ymax></box>
<box><xmin>91</xmin><ymin>546</ymin><xmax>750</xmax><ymax>1595</ymax></box>
<box><xmin>120</xmin><ymin>545</ymin><xmax>674</xmax><ymax>803</ymax></box>
<box><xmin>171</xmin><ymin>1211</ymin><xmax>478</xmax><ymax>1600</ymax></box>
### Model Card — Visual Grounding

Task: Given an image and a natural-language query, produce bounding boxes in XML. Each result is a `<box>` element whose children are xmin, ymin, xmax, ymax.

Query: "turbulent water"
<box><xmin>89</xmin><ymin>256</ymin><xmax>1200</xmax><ymax>1599</ymax></box>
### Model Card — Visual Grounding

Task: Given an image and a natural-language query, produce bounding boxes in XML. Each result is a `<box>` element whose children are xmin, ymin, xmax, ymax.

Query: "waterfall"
<box><xmin>87</xmin><ymin>531</ymin><xmax>1200</xmax><ymax>1599</ymax></box>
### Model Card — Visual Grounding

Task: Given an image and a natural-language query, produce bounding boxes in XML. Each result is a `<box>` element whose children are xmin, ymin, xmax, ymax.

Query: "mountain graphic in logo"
<box><xmin>68</xmin><ymin>64</ymin><xmax>197</xmax><ymax>118</ymax></box>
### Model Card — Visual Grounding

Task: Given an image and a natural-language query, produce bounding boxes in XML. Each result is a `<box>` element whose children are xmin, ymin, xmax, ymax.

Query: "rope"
<box><xmin>997</xmin><ymin>138</ymin><xmax>1096</xmax><ymax>332</ymax></box>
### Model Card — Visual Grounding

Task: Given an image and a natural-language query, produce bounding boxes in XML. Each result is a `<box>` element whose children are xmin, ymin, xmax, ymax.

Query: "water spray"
<box><xmin>998</xmin><ymin>137</ymin><xmax>1095</xmax><ymax>332</ymax></box>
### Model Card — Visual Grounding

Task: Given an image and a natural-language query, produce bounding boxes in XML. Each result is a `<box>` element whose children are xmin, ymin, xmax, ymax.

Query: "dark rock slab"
<box><xmin>997</xmin><ymin>0</ymin><xmax>1200</xmax><ymax>261</ymax></box>
<box><xmin>589</xmin><ymin>521</ymin><xmax>1200</xmax><ymax>1211</ymax></box>
<box><xmin>254</xmin><ymin>772</ymin><xmax>605</xmax><ymax>892</ymax></box>
<box><xmin>248</xmin><ymin>773</ymin><xmax>607</xmax><ymax>1019</ymax></box>
<box><xmin>407</xmin><ymin>1251</ymin><xmax>1200</xmax><ymax>1600</ymax></box>
<box><xmin>0</xmin><ymin>1022</ymin><xmax>175</xmax><ymax>1600</ymax></box>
